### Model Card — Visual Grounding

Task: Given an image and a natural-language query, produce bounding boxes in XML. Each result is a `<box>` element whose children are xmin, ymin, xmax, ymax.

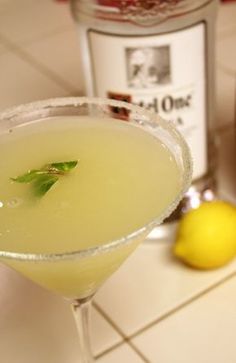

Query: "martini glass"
<box><xmin>0</xmin><ymin>97</ymin><xmax>192</xmax><ymax>363</ymax></box>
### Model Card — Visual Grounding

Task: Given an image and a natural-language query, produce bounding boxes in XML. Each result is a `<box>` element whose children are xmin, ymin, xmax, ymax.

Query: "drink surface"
<box><xmin>0</xmin><ymin>115</ymin><xmax>181</xmax><ymax>254</ymax></box>
<box><xmin>0</xmin><ymin>115</ymin><xmax>181</xmax><ymax>298</ymax></box>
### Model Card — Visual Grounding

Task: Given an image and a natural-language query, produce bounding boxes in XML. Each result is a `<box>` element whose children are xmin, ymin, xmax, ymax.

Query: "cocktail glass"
<box><xmin>0</xmin><ymin>97</ymin><xmax>192</xmax><ymax>363</ymax></box>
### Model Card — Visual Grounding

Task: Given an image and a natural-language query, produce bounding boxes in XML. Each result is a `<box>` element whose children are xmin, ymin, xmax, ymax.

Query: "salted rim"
<box><xmin>0</xmin><ymin>97</ymin><xmax>192</xmax><ymax>262</ymax></box>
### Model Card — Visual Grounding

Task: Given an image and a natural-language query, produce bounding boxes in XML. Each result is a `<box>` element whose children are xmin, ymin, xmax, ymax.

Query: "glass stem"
<box><xmin>72</xmin><ymin>297</ymin><xmax>95</xmax><ymax>363</ymax></box>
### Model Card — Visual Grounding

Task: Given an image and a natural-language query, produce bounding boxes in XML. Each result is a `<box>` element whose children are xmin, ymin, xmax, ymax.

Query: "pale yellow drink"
<box><xmin>0</xmin><ymin>116</ymin><xmax>181</xmax><ymax>298</ymax></box>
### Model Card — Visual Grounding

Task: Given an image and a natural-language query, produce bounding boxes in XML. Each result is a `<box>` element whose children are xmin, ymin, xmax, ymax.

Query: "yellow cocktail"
<box><xmin>0</xmin><ymin>98</ymin><xmax>192</xmax><ymax>362</ymax></box>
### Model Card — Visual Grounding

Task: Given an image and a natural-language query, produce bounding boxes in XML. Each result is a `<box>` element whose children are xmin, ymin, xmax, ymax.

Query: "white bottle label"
<box><xmin>88</xmin><ymin>23</ymin><xmax>206</xmax><ymax>180</ymax></box>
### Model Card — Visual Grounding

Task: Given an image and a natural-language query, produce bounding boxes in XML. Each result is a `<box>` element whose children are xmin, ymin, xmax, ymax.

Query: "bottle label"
<box><xmin>88</xmin><ymin>23</ymin><xmax>207</xmax><ymax>179</ymax></box>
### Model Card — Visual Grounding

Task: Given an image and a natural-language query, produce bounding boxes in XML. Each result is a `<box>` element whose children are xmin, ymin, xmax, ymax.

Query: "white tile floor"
<box><xmin>0</xmin><ymin>1</ymin><xmax>235</xmax><ymax>363</ymax></box>
<box><xmin>133</xmin><ymin>276</ymin><xmax>236</xmax><ymax>363</ymax></box>
<box><xmin>0</xmin><ymin>264</ymin><xmax>123</xmax><ymax>363</ymax></box>
<box><xmin>95</xmin><ymin>243</ymin><xmax>236</xmax><ymax>337</ymax></box>
<box><xmin>97</xmin><ymin>343</ymin><xmax>145</xmax><ymax>363</ymax></box>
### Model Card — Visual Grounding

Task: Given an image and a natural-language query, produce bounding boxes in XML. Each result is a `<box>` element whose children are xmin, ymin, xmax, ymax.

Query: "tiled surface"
<box><xmin>0</xmin><ymin>264</ymin><xmax>122</xmax><ymax>363</ymax></box>
<box><xmin>97</xmin><ymin>343</ymin><xmax>145</xmax><ymax>363</ymax></box>
<box><xmin>92</xmin><ymin>305</ymin><xmax>122</xmax><ymax>357</ymax></box>
<box><xmin>95</xmin><ymin>243</ymin><xmax>236</xmax><ymax>336</ymax></box>
<box><xmin>23</xmin><ymin>29</ymin><xmax>84</xmax><ymax>93</ymax></box>
<box><xmin>132</xmin><ymin>276</ymin><xmax>236</xmax><ymax>363</ymax></box>
<box><xmin>0</xmin><ymin>1</ymin><xmax>235</xmax><ymax>363</ymax></box>
<box><xmin>0</xmin><ymin>50</ymin><xmax>68</xmax><ymax>111</ymax></box>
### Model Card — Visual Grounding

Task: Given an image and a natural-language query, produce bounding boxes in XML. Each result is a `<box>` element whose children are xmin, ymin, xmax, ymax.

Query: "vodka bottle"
<box><xmin>71</xmin><ymin>0</ymin><xmax>218</xmax><ymax>240</ymax></box>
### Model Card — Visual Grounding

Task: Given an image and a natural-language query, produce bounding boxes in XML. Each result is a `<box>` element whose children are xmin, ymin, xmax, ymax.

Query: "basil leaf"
<box><xmin>48</xmin><ymin>160</ymin><xmax>78</xmax><ymax>172</ymax></box>
<box><xmin>11</xmin><ymin>170</ymin><xmax>47</xmax><ymax>183</ymax></box>
<box><xmin>33</xmin><ymin>175</ymin><xmax>59</xmax><ymax>197</ymax></box>
<box><xmin>11</xmin><ymin>160</ymin><xmax>78</xmax><ymax>197</ymax></box>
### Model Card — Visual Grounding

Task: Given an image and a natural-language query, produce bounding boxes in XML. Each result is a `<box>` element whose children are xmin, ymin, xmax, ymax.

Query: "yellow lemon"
<box><xmin>173</xmin><ymin>200</ymin><xmax>236</xmax><ymax>269</ymax></box>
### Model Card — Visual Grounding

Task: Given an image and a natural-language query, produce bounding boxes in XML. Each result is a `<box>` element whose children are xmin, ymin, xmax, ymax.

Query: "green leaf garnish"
<box><xmin>33</xmin><ymin>174</ymin><xmax>59</xmax><ymax>197</ymax></box>
<box><xmin>11</xmin><ymin>160</ymin><xmax>78</xmax><ymax>197</ymax></box>
<box><xmin>48</xmin><ymin>160</ymin><xmax>78</xmax><ymax>172</ymax></box>
<box><xmin>11</xmin><ymin>170</ymin><xmax>48</xmax><ymax>183</ymax></box>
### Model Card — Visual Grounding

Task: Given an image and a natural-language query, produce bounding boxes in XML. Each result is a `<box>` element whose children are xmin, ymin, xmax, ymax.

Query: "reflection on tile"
<box><xmin>216</xmin><ymin>67</ymin><xmax>235</xmax><ymax>128</ymax></box>
<box><xmin>0</xmin><ymin>51</ymin><xmax>67</xmax><ymax>111</ymax></box>
<box><xmin>24</xmin><ymin>28</ymin><xmax>84</xmax><ymax>93</ymax></box>
<box><xmin>217</xmin><ymin>30</ymin><xmax>236</xmax><ymax>73</ymax></box>
<box><xmin>217</xmin><ymin>3</ymin><xmax>236</xmax><ymax>38</ymax></box>
<box><xmin>0</xmin><ymin>264</ymin><xmax>122</xmax><ymax>363</ymax></box>
<box><xmin>0</xmin><ymin>0</ymin><xmax>72</xmax><ymax>45</ymax></box>
<box><xmin>96</xmin><ymin>343</ymin><xmax>144</xmax><ymax>363</ymax></box>
<box><xmin>95</xmin><ymin>242</ymin><xmax>236</xmax><ymax>336</ymax></box>
<box><xmin>133</xmin><ymin>276</ymin><xmax>236</xmax><ymax>363</ymax></box>
<box><xmin>217</xmin><ymin>127</ymin><xmax>236</xmax><ymax>203</ymax></box>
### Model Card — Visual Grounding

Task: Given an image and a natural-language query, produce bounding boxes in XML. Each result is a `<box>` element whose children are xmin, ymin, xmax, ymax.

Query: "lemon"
<box><xmin>173</xmin><ymin>200</ymin><xmax>236</xmax><ymax>269</ymax></box>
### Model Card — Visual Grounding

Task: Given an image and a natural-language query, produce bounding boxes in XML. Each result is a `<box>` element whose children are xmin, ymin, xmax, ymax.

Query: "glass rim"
<box><xmin>0</xmin><ymin>97</ymin><xmax>192</xmax><ymax>262</ymax></box>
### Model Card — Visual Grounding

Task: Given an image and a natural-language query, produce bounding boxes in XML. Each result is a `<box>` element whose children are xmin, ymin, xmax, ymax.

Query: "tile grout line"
<box><xmin>0</xmin><ymin>32</ymin><xmax>80</xmax><ymax>95</ymax></box>
<box><xmin>126</xmin><ymin>340</ymin><xmax>152</xmax><ymax>363</ymax></box>
<box><xmin>95</xmin><ymin>271</ymin><xmax>236</xmax><ymax>361</ymax></box>
<box><xmin>95</xmin><ymin>340</ymin><xmax>151</xmax><ymax>363</ymax></box>
<box><xmin>94</xmin><ymin>341</ymin><xmax>124</xmax><ymax>360</ymax></box>
<box><xmin>129</xmin><ymin>270</ymin><xmax>236</xmax><ymax>340</ymax></box>
<box><xmin>93</xmin><ymin>302</ymin><xmax>151</xmax><ymax>362</ymax></box>
<box><xmin>95</xmin><ymin>270</ymin><xmax>236</xmax><ymax>359</ymax></box>
<box><xmin>93</xmin><ymin>301</ymin><xmax>127</xmax><ymax>340</ymax></box>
